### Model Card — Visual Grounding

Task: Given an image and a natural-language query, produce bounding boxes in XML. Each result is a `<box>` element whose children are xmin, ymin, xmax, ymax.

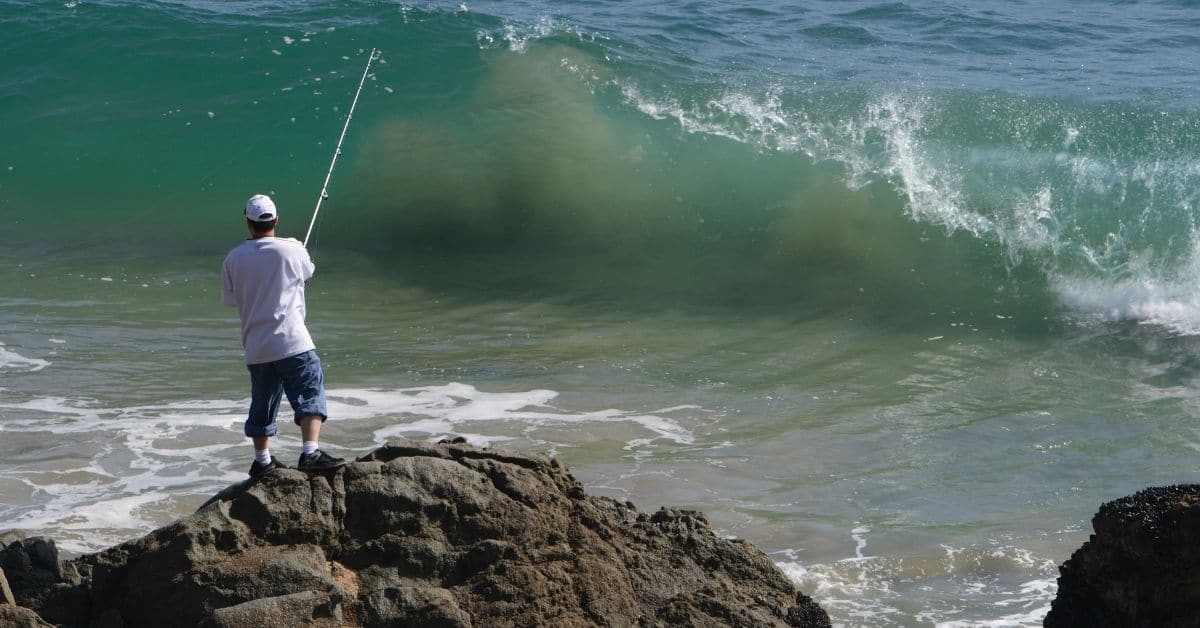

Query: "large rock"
<box><xmin>8</xmin><ymin>440</ymin><xmax>830</xmax><ymax>627</ymax></box>
<box><xmin>0</xmin><ymin>605</ymin><xmax>54</xmax><ymax>628</ymax></box>
<box><xmin>1046</xmin><ymin>484</ymin><xmax>1200</xmax><ymax>626</ymax></box>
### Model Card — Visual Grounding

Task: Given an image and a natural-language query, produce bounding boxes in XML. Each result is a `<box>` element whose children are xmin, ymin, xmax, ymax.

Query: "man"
<box><xmin>222</xmin><ymin>194</ymin><xmax>345</xmax><ymax>478</ymax></box>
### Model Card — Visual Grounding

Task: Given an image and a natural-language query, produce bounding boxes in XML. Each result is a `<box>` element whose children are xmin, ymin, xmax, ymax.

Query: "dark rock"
<box><xmin>0</xmin><ymin>605</ymin><xmax>54</xmax><ymax>628</ymax></box>
<box><xmin>1046</xmin><ymin>484</ymin><xmax>1200</xmax><ymax>627</ymax></box>
<box><xmin>0</xmin><ymin>536</ymin><xmax>65</xmax><ymax>592</ymax></box>
<box><xmin>9</xmin><ymin>440</ymin><xmax>830</xmax><ymax>627</ymax></box>
<box><xmin>0</xmin><ymin>535</ymin><xmax>86</xmax><ymax>626</ymax></box>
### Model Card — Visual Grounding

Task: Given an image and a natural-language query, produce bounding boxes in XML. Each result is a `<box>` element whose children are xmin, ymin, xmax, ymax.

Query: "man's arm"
<box><xmin>301</xmin><ymin>245</ymin><xmax>315</xmax><ymax>282</ymax></box>
<box><xmin>221</xmin><ymin>259</ymin><xmax>238</xmax><ymax>307</ymax></box>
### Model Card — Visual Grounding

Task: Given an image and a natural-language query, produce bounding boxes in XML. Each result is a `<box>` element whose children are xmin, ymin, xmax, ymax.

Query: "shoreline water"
<box><xmin>0</xmin><ymin>254</ymin><xmax>1120</xmax><ymax>624</ymax></box>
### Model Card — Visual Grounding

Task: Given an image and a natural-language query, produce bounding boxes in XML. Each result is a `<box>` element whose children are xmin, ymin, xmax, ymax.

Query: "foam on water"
<box><xmin>617</xmin><ymin>82</ymin><xmax>805</xmax><ymax>153</ymax></box>
<box><xmin>775</xmin><ymin>527</ymin><xmax>1056</xmax><ymax>626</ymax></box>
<box><xmin>475</xmin><ymin>12</ymin><xmax>601</xmax><ymax>53</ymax></box>
<box><xmin>613</xmin><ymin>79</ymin><xmax>996</xmax><ymax>234</ymax></box>
<box><xmin>1054</xmin><ymin>236</ymin><xmax>1200</xmax><ymax>335</ymax></box>
<box><xmin>0</xmin><ymin>383</ymin><xmax>696</xmax><ymax>554</ymax></box>
<box><xmin>1056</xmin><ymin>276</ymin><xmax>1200</xmax><ymax>335</ymax></box>
<box><xmin>0</xmin><ymin>343</ymin><xmax>50</xmax><ymax>372</ymax></box>
<box><xmin>322</xmin><ymin>383</ymin><xmax>697</xmax><ymax>447</ymax></box>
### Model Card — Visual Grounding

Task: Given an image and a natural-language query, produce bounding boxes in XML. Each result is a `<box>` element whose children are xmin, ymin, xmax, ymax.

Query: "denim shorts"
<box><xmin>244</xmin><ymin>349</ymin><xmax>328</xmax><ymax>438</ymax></box>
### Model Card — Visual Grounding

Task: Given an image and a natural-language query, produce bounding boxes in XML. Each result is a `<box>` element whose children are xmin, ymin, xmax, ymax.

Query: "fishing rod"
<box><xmin>303</xmin><ymin>47</ymin><xmax>377</xmax><ymax>248</ymax></box>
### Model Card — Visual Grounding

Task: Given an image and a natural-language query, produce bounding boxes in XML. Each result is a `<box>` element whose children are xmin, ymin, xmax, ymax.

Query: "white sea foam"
<box><xmin>0</xmin><ymin>343</ymin><xmax>50</xmax><ymax>372</ymax></box>
<box><xmin>775</xmin><ymin>528</ymin><xmax>1055</xmax><ymax>626</ymax></box>
<box><xmin>326</xmin><ymin>383</ymin><xmax>696</xmax><ymax>446</ymax></box>
<box><xmin>1009</xmin><ymin>184</ymin><xmax>1060</xmax><ymax>262</ymax></box>
<box><xmin>476</xmin><ymin>14</ymin><xmax>602</xmax><ymax>54</ymax></box>
<box><xmin>618</xmin><ymin>83</ymin><xmax>811</xmax><ymax>153</ymax></box>
<box><xmin>615</xmin><ymin>81</ymin><xmax>1001</xmax><ymax>247</ymax></box>
<box><xmin>1054</xmin><ymin>236</ymin><xmax>1200</xmax><ymax>335</ymax></box>
<box><xmin>833</xmin><ymin>94</ymin><xmax>994</xmax><ymax>239</ymax></box>
<box><xmin>0</xmin><ymin>383</ymin><xmax>697</xmax><ymax>554</ymax></box>
<box><xmin>1057</xmin><ymin>277</ymin><xmax>1200</xmax><ymax>335</ymax></box>
<box><xmin>501</xmin><ymin>21</ymin><xmax>549</xmax><ymax>53</ymax></box>
<box><xmin>473</xmin><ymin>17</ymin><xmax>556</xmax><ymax>53</ymax></box>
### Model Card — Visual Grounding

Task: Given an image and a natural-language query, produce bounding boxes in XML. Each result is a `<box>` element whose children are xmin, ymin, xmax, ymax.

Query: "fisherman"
<box><xmin>222</xmin><ymin>194</ymin><xmax>345</xmax><ymax>478</ymax></box>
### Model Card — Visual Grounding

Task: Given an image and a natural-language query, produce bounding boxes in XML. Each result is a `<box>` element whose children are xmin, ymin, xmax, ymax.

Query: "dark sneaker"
<box><xmin>297</xmin><ymin>449</ymin><xmax>346</xmax><ymax>471</ymax></box>
<box><xmin>248</xmin><ymin>457</ymin><xmax>287</xmax><ymax>479</ymax></box>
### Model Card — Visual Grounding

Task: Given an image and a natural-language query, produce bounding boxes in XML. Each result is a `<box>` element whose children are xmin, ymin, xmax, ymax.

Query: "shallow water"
<box><xmin>7</xmin><ymin>253</ymin><xmax>1200</xmax><ymax>623</ymax></box>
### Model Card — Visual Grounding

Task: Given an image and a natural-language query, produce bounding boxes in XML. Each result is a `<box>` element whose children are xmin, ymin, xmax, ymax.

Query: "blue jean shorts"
<box><xmin>244</xmin><ymin>349</ymin><xmax>328</xmax><ymax>438</ymax></box>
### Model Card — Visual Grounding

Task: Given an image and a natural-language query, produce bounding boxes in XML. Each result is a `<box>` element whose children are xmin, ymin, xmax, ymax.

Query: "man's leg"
<box><xmin>246</xmin><ymin>362</ymin><xmax>285</xmax><ymax>477</ymax></box>
<box><xmin>296</xmin><ymin>414</ymin><xmax>344</xmax><ymax>471</ymax></box>
<box><xmin>279</xmin><ymin>350</ymin><xmax>344</xmax><ymax>470</ymax></box>
<box><xmin>300</xmin><ymin>414</ymin><xmax>323</xmax><ymax>442</ymax></box>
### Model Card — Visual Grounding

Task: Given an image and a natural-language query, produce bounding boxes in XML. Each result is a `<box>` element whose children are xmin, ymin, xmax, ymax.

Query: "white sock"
<box><xmin>255</xmin><ymin>448</ymin><xmax>272</xmax><ymax>465</ymax></box>
<box><xmin>303</xmin><ymin>440</ymin><xmax>319</xmax><ymax>455</ymax></box>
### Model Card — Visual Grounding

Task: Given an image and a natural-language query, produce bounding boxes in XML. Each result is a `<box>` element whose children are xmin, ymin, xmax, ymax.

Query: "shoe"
<box><xmin>297</xmin><ymin>449</ymin><xmax>346</xmax><ymax>471</ymax></box>
<box><xmin>248</xmin><ymin>457</ymin><xmax>287</xmax><ymax>479</ymax></box>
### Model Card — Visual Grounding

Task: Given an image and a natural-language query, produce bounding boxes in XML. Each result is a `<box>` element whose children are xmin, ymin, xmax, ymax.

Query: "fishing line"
<box><xmin>303</xmin><ymin>47</ymin><xmax>377</xmax><ymax>248</ymax></box>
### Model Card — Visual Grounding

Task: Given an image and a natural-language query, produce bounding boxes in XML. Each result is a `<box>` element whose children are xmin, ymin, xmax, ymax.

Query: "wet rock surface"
<box><xmin>3</xmin><ymin>440</ymin><xmax>829</xmax><ymax>627</ymax></box>
<box><xmin>1046</xmin><ymin>484</ymin><xmax>1200</xmax><ymax>627</ymax></box>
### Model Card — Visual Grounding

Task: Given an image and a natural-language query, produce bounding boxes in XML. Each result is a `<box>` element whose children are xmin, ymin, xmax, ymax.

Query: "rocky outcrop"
<box><xmin>4</xmin><ymin>439</ymin><xmax>829</xmax><ymax>627</ymax></box>
<box><xmin>0</xmin><ymin>533</ymin><xmax>83</xmax><ymax>627</ymax></box>
<box><xmin>1046</xmin><ymin>484</ymin><xmax>1200</xmax><ymax>627</ymax></box>
<box><xmin>0</xmin><ymin>605</ymin><xmax>53</xmax><ymax>628</ymax></box>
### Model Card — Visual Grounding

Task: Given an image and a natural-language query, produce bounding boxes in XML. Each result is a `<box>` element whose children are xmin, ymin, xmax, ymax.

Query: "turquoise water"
<box><xmin>4</xmin><ymin>1</ymin><xmax>1200</xmax><ymax>624</ymax></box>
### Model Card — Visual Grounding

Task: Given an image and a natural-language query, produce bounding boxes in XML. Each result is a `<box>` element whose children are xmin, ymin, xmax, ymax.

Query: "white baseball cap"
<box><xmin>245</xmin><ymin>194</ymin><xmax>278</xmax><ymax>221</ymax></box>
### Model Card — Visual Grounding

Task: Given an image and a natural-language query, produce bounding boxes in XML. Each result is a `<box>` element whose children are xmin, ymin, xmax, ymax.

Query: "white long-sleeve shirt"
<box><xmin>221</xmin><ymin>237</ymin><xmax>316</xmax><ymax>364</ymax></box>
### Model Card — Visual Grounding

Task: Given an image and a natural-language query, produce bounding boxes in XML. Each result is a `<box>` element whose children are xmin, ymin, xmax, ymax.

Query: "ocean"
<box><xmin>3</xmin><ymin>0</ymin><xmax>1200</xmax><ymax>624</ymax></box>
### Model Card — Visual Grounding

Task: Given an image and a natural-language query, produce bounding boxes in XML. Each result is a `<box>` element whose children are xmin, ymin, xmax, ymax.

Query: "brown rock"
<box><xmin>0</xmin><ymin>566</ymin><xmax>14</xmax><ymax>606</ymax></box>
<box><xmin>1046</xmin><ymin>484</ymin><xmax>1200</xmax><ymax>626</ymax></box>
<box><xmin>7</xmin><ymin>440</ymin><xmax>830</xmax><ymax>627</ymax></box>
<box><xmin>0</xmin><ymin>605</ymin><xmax>54</xmax><ymax>628</ymax></box>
